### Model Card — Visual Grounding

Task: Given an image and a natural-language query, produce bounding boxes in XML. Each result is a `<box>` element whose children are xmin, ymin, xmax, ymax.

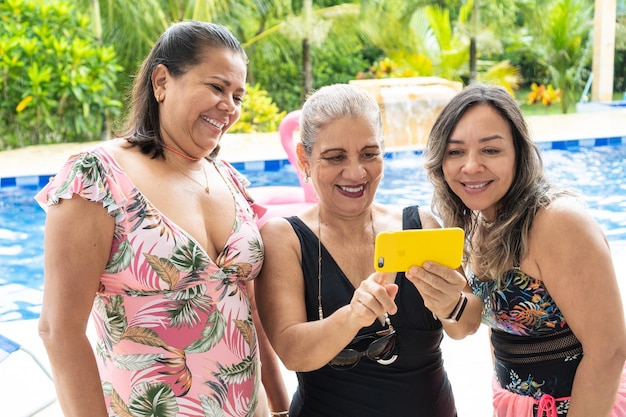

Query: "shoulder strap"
<box><xmin>402</xmin><ymin>205</ymin><xmax>423</xmax><ymax>230</ymax></box>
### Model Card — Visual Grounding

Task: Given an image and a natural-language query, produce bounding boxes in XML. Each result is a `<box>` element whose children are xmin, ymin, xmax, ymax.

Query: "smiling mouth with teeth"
<box><xmin>339</xmin><ymin>185</ymin><xmax>365</xmax><ymax>193</ymax></box>
<box><xmin>465</xmin><ymin>182</ymin><xmax>490</xmax><ymax>189</ymax></box>
<box><xmin>201</xmin><ymin>115</ymin><xmax>226</xmax><ymax>130</ymax></box>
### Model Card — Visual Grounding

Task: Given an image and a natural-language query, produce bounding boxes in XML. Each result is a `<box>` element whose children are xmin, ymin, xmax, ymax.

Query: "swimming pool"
<box><xmin>1</xmin><ymin>143</ymin><xmax>625</xmax><ymax>322</ymax></box>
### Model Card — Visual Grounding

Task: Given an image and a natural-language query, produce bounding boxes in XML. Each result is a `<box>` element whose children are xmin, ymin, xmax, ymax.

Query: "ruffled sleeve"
<box><xmin>34</xmin><ymin>149</ymin><xmax>128</xmax><ymax>223</ymax></box>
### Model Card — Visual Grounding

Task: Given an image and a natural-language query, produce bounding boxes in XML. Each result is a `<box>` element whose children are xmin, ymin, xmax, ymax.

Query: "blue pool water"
<box><xmin>1</xmin><ymin>143</ymin><xmax>626</xmax><ymax>322</ymax></box>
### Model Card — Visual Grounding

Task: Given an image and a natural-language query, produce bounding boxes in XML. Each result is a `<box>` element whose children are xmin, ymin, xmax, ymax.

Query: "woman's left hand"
<box><xmin>405</xmin><ymin>262</ymin><xmax>466</xmax><ymax>321</ymax></box>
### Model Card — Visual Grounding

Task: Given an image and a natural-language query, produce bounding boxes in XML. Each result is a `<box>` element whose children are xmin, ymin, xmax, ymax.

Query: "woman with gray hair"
<box><xmin>256</xmin><ymin>84</ymin><xmax>481</xmax><ymax>416</ymax></box>
<box><xmin>407</xmin><ymin>83</ymin><xmax>626</xmax><ymax>416</ymax></box>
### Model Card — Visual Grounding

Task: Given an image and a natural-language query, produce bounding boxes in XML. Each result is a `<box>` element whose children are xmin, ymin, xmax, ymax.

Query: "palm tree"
<box><xmin>230</xmin><ymin>1</ymin><xmax>363</xmax><ymax>101</ymax></box>
<box><xmin>360</xmin><ymin>1</ymin><xmax>520</xmax><ymax>91</ymax></box>
<box><xmin>526</xmin><ymin>0</ymin><xmax>593</xmax><ymax>112</ymax></box>
<box><xmin>83</xmin><ymin>0</ymin><xmax>369</xmax><ymax>105</ymax></box>
<box><xmin>462</xmin><ymin>0</ymin><xmax>520</xmax><ymax>84</ymax></box>
<box><xmin>78</xmin><ymin>0</ymin><xmax>233</xmax><ymax>84</ymax></box>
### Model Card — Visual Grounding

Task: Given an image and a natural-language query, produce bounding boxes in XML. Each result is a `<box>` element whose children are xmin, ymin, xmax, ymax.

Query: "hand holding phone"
<box><xmin>374</xmin><ymin>228</ymin><xmax>465</xmax><ymax>272</ymax></box>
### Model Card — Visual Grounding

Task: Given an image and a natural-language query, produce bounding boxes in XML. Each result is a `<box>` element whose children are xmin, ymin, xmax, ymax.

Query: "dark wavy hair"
<box><xmin>118</xmin><ymin>20</ymin><xmax>247</xmax><ymax>160</ymax></box>
<box><xmin>424</xmin><ymin>84</ymin><xmax>573</xmax><ymax>279</ymax></box>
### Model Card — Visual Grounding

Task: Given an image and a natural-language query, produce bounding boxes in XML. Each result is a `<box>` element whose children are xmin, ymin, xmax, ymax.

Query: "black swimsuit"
<box><xmin>287</xmin><ymin>206</ymin><xmax>457</xmax><ymax>417</ymax></box>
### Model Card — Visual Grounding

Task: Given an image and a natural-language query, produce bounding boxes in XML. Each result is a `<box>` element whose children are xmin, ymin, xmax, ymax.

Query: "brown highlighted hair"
<box><xmin>424</xmin><ymin>84</ymin><xmax>573</xmax><ymax>279</ymax></box>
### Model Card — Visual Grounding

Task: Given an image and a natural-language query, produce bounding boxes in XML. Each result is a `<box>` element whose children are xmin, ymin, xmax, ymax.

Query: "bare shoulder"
<box><xmin>100</xmin><ymin>137</ymin><xmax>131</xmax><ymax>153</ymax></box>
<box><xmin>532</xmin><ymin>196</ymin><xmax>607</xmax><ymax>249</ymax></box>
<box><xmin>101</xmin><ymin>138</ymin><xmax>143</xmax><ymax>161</ymax></box>
<box><xmin>260</xmin><ymin>216</ymin><xmax>299</xmax><ymax>249</ymax></box>
<box><xmin>373</xmin><ymin>204</ymin><xmax>404</xmax><ymax>231</ymax></box>
<box><xmin>535</xmin><ymin>197</ymin><xmax>597</xmax><ymax>232</ymax></box>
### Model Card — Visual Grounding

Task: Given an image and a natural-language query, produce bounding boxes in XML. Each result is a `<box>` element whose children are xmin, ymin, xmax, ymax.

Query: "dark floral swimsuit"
<box><xmin>469</xmin><ymin>268</ymin><xmax>583</xmax><ymax>415</ymax></box>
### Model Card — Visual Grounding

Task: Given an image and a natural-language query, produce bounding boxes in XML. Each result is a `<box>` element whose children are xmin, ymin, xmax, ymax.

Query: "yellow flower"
<box><xmin>16</xmin><ymin>96</ymin><xmax>33</xmax><ymax>113</ymax></box>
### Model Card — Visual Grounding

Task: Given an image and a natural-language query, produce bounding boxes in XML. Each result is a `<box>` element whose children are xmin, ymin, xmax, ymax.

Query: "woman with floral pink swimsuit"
<box><xmin>35</xmin><ymin>21</ymin><xmax>288</xmax><ymax>417</ymax></box>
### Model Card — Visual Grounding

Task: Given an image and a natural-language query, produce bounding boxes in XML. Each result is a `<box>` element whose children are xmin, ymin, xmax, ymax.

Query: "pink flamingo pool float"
<box><xmin>248</xmin><ymin>110</ymin><xmax>318</xmax><ymax>226</ymax></box>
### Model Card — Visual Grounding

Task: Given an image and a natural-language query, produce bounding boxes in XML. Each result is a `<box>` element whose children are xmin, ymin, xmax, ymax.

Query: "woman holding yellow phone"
<box><xmin>255</xmin><ymin>84</ymin><xmax>481</xmax><ymax>417</ymax></box>
<box><xmin>416</xmin><ymin>84</ymin><xmax>626</xmax><ymax>416</ymax></box>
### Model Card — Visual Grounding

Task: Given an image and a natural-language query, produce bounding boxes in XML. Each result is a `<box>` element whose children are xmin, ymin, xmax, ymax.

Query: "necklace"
<box><xmin>169</xmin><ymin>159</ymin><xmax>211</xmax><ymax>194</ymax></box>
<box><xmin>162</xmin><ymin>144</ymin><xmax>201</xmax><ymax>161</ymax></box>
<box><xmin>479</xmin><ymin>214</ymin><xmax>495</xmax><ymax>229</ymax></box>
<box><xmin>317</xmin><ymin>209</ymin><xmax>376</xmax><ymax>320</ymax></box>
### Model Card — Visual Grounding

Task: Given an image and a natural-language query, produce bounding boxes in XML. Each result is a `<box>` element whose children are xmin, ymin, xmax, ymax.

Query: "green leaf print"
<box><xmin>127</xmin><ymin>189</ymin><xmax>172</xmax><ymax>238</ymax></box>
<box><xmin>248</xmin><ymin>236</ymin><xmax>264</xmax><ymax>266</ymax></box>
<box><xmin>76</xmin><ymin>153</ymin><xmax>107</xmax><ymax>185</ymax></box>
<box><xmin>128</xmin><ymin>382</ymin><xmax>179</xmax><ymax>417</ymax></box>
<box><xmin>185</xmin><ymin>310</ymin><xmax>226</xmax><ymax>354</ymax></box>
<box><xmin>512</xmin><ymin>270</ymin><xmax>532</xmax><ymax>290</ymax></box>
<box><xmin>103</xmin><ymin>295</ymin><xmax>128</xmax><ymax>345</ymax></box>
<box><xmin>168</xmin><ymin>284</ymin><xmax>212</xmax><ymax>328</ymax></box>
<box><xmin>169</xmin><ymin>295</ymin><xmax>206</xmax><ymax>328</ymax></box>
<box><xmin>217</xmin><ymin>355</ymin><xmax>257</xmax><ymax>385</ymax></box>
<box><xmin>94</xmin><ymin>340</ymin><xmax>110</xmax><ymax>363</ymax></box>
<box><xmin>112</xmin><ymin>352</ymin><xmax>162</xmax><ymax>371</ymax></box>
<box><xmin>106</xmin><ymin>239</ymin><xmax>133</xmax><ymax>273</ymax></box>
<box><xmin>200</xmin><ymin>395</ymin><xmax>225</xmax><ymax>417</ymax></box>
<box><xmin>51</xmin><ymin>168</ymin><xmax>79</xmax><ymax>203</ymax></box>
<box><xmin>171</xmin><ymin>239</ymin><xmax>210</xmax><ymax>273</ymax></box>
<box><xmin>206</xmin><ymin>378</ymin><xmax>229</xmax><ymax>405</ymax></box>
<box><xmin>58</xmin><ymin>154</ymin><xmax>100</xmax><ymax>196</ymax></box>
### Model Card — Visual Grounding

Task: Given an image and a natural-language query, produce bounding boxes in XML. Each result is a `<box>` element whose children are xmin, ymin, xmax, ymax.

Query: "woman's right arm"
<box><xmin>39</xmin><ymin>195</ymin><xmax>115</xmax><ymax>417</ymax></box>
<box><xmin>255</xmin><ymin>217</ymin><xmax>394</xmax><ymax>372</ymax></box>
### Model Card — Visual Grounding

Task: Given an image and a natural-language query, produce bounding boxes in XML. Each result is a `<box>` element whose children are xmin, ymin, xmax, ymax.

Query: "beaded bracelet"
<box><xmin>270</xmin><ymin>411</ymin><xmax>289</xmax><ymax>416</ymax></box>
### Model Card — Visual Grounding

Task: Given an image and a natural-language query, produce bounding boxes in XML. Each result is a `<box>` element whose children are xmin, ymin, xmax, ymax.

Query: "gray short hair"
<box><xmin>299</xmin><ymin>84</ymin><xmax>383</xmax><ymax>156</ymax></box>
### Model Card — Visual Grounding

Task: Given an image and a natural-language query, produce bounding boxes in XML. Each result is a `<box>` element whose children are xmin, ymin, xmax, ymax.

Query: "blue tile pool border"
<box><xmin>1</xmin><ymin>136</ymin><xmax>624</xmax><ymax>189</ymax></box>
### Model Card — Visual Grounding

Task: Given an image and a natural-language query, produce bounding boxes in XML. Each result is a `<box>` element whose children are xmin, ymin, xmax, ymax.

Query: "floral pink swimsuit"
<box><xmin>36</xmin><ymin>146</ymin><xmax>265</xmax><ymax>417</ymax></box>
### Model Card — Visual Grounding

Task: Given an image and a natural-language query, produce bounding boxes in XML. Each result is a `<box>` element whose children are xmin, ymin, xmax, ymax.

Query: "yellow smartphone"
<box><xmin>374</xmin><ymin>228</ymin><xmax>465</xmax><ymax>272</ymax></box>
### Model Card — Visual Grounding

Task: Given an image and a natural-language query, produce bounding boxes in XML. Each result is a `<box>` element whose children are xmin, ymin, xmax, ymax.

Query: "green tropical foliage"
<box><xmin>230</xmin><ymin>84</ymin><xmax>286</xmax><ymax>133</ymax></box>
<box><xmin>0</xmin><ymin>0</ymin><xmax>122</xmax><ymax>149</ymax></box>
<box><xmin>359</xmin><ymin>1</ymin><xmax>521</xmax><ymax>89</ymax></box>
<box><xmin>524</xmin><ymin>0</ymin><xmax>594</xmax><ymax>112</ymax></box>
<box><xmin>0</xmin><ymin>0</ymin><xmax>616</xmax><ymax>148</ymax></box>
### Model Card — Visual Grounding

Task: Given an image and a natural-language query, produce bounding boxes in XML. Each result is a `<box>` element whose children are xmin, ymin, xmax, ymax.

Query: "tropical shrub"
<box><xmin>528</xmin><ymin>0</ymin><xmax>593</xmax><ymax>113</ymax></box>
<box><xmin>230</xmin><ymin>83</ymin><xmax>286</xmax><ymax>133</ymax></box>
<box><xmin>0</xmin><ymin>0</ymin><xmax>122</xmax><ymax>150</ymax></box>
